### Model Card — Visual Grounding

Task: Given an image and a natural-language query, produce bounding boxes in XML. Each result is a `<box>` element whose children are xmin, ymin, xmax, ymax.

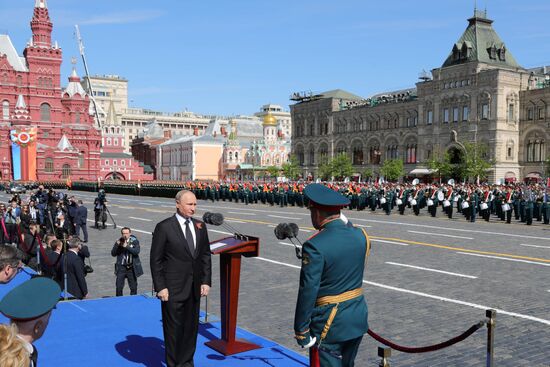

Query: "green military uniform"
<box><xmin>294</xmin><ymin>184</ymin><xmax>369</xmax><ymax>367</ymax></box>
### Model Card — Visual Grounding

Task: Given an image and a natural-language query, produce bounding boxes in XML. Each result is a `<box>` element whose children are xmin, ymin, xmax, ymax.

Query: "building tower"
<box><xmin>263</xmin><ymin>113</ymin><xmax>277</xmax><ymax>143</ymax></box>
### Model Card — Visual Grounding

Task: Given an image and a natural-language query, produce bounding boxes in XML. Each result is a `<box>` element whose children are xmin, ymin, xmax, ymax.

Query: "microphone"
<box><xmin>202</xmin><ymin>212</ymin><xmax>247</xmax><ymax>240</ymax></box>
<box><xmin>274</xmin><ymin>222</ymin><xmax>303</xmax><ymax>259</ymax></box>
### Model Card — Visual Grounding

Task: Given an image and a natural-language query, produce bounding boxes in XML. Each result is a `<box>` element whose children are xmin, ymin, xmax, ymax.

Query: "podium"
<box><xmin>205</xmin><ymin>235</ymin><xmax>261</xmax><ymax>355</ymax></box>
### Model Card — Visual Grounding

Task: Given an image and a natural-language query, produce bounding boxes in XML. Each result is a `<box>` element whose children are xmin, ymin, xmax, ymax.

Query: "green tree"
<box><xmin>427</xmin><ymin>150</ymin><xmax>453</xmax><ymax>183</ymax></box>
<box><xmin>318</xmin><ymin>161</ymin><xmax>333</xmax><ymax>181</ymax></box>
<box><xmin>460</xmin><ymin>142</ymin><xmax>495</xmax><ymax>183</ymax></box>
<box><xmin>380</xmin><ymin>159</ymin><xmax>405</xmax><ymax>182</ymax></box>
<box><xmin>266</xmin><ymin>165</ymin><xmax>280</xmax><ymax>178</ymax></box>
<box><xmin>362</xmin><ymin>167</ymin><xmax>374</xmax><ymax>182</ymax></box>
<box><xmin>282</xmin><ymin>155</ymin><xmax>300</xmax><ymax>180</ymax></box>
<box><xmin>331</xmin><ymin>153</ymin><xmax>354</xmax><ymax>180</ymax></box>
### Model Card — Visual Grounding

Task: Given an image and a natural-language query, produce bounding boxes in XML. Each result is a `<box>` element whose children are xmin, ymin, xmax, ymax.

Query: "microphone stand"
<box><xmin>63</xmin><ymin>233</ymin><xmax>68</xmax><ymax>301</ymax></box>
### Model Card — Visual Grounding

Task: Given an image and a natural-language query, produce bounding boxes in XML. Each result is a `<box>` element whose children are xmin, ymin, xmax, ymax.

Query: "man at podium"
<box><xmin>294</xmin><ymin>184</ymin><xmax>370</xmax><ymax>367</ymax></box>
<box><xmin>150</xmin><ymin>190</ymin><xmax>212</xmax><ymax>367</ymax></box>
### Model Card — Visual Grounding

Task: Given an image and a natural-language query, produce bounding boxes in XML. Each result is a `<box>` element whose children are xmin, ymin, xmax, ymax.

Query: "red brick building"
<box><xmin>0</xmin><ymin>0</ymin><xmax>150</xmax><ymax>181</ymax></box>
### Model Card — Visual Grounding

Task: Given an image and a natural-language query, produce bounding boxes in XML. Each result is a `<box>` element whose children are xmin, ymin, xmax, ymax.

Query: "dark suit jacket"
<box><xmin>58</xmin><ymin>250</ymin><xmax>88</xmax><ymax>299</ymax></box>
<box><xmin>150</xmin><ymin>215</ymin><xmax>212</xmax><ymax>302</ymax></box>
<box><xmin>111</xmin><ymin>235</ymin><xmax>144</xmax><ymax>277</ymax></box>
<box><xmin>75</xmin><ymin>205</ymin><xmax>88</xmax><ymax>225</ymax></box>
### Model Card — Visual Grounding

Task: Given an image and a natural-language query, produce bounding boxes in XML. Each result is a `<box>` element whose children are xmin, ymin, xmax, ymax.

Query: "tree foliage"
<box><xmin>317</xmin><ymin>153</ymin><xmax>354</xmax><ymax>181</ymax></box>
<box><xmin>266</xmin><ymin>165</ymin><xmax>280</xmax><ymax>177</ymax></box>
<box><xmin>282</xmin><ymin>155</ymin><xmax>300</xmax><ymax>180</ymax></box>
<box><xmin>460</xmin><ymin>142</ymin><xmax>495</xmax><ymax>183</ymax></box>
<box><xmin>427</xmin><ymin>150</ymin><xmax>453</xmax><ymax>182</ymax></box>
<box><xmin>380</xmin><ymin>159</ymin><xmax>405</xmax><ymax>182</ymax></box>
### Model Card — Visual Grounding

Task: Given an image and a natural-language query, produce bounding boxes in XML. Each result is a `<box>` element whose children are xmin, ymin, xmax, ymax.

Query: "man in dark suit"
<box><xmin>150</xmin><ymin>190</ymin><xmax>212</xmax><ymax>367</ymax></box>
<box><xmin>112</xmin><ymin>227</ymin><xmax>143</xmax><ymax>296</ymax></box>
<box><xmin>74</xmin><ymin>200</ymin><xmax>88</xmax><ymax>242</ymax></box>
<box><xmin>58</xmin><ymin>238</ymin><xmax>88</xmax><ymax>300</ymax></box>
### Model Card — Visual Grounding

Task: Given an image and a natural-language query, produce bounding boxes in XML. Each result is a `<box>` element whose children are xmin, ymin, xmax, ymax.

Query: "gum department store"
<box><xmin>290</xmin><ymin>10</ymin><xmax>550</xmax><ymax>183</ymax></box>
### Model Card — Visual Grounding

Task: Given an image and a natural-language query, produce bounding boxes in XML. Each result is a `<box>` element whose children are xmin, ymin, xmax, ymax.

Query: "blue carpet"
<box><xmin>33</xmin><ymin>295</ymin><xmax>308</xmax><ymax>367</ymax></box>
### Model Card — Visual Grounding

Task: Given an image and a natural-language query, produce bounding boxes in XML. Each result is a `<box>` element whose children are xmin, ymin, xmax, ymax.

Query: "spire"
<box><xmin>16</xmin><ymin>95</ymin><xmax>27</xmax><ymax>109</ymax></box>
<box><xmin>11</xmin><ymin>95</ymin><xmax>31</xmax><ymax>122</ymax></box>
<box><xmin>65</xmin><ymin>58</ymin><xmax>87</xmax><ymax>98</ymax></box>
<box><xmin>57</xmin><ymin>134</ymin><xmax>76</xmax><ymax>152</ymax></box>
<box><xmin>31</xmin><ymin>0</ymin><xmax>53</xmax><ymax>48</ymax></box>
<box><xmin>106</xmin><ymin>97</ymin><xmax>118</xmax><ymax>125</ymax></box>
<box><xmin>35</xmin><ymin>0</ymin><xmax>48</xmax><ymax>8</ymax></box>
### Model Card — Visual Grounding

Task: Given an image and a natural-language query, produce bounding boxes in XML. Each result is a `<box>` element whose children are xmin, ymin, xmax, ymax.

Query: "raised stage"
<box><xmin>1</xmin><ymin>272</ymin><xmax>307</xmax><ymax>367</ymax></box>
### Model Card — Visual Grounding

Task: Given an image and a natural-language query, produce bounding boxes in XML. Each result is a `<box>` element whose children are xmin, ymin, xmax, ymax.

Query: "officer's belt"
<box><xmin>315</xmin><ymin>288</ymin><xmax>363</xmax><ymax>307</ymax></box>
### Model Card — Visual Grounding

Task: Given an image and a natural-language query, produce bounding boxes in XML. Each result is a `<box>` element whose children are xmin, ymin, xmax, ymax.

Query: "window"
<box><xmin>507</xmin><ymin>104</ymin><xmax>514</xmax><ymax>122</ymax></box>
<box><xmin>538</xmin><ymin>107</ymin><xmax>545</xmax><ymax>120</ymax></box>
<box><xmin>107</xmin><ymin>138</ymin><xmax>112</xmax><ymax>145</ymax></box>
<box><xmin>61</xmin><ymin>164</ymin><xmax>71</xmax><ymax>179</ymax></box>
<box><xmin>121</xmin><ymin>160</ymin><xmax>125</xmax><ymax>166</ymax></box>
<box><xmin>406</xmin><ymin>117</ymin><xmax>411</xmax><ymax>127</ymax></box>
<box><xmin>463</xmin><ymin>106</ymin><xmax>469</xmax><ymax>121</ymax></box>
<box><xmin>443</xmin><ymin>108</ymin><xmax>449</xmax><ymax>123</ymax></box>
<box><xmin>453</xmin><ymin>107</ymin><xmax>459</xmax><ymax>122</ymax></box>
<box><xmin>75</xmin><ymin>112</ymin><xmax>81</xmax><ymax>123</ymax></box>
<box><xmin>40</xmin><ymin>103</ymin><xmax>51</xmax><ymax>122</ymax></box>
<box><xmin>16</xmin><ymin>75</ymin><xmax>22</xmax><ymax>87</ymax></box>
<box><xmin>527</xmin><ymin>108</ymin><xmax>534</xmax><ymax>120</ymax></box>
<box><xmin>45</xmin><ymin>158</ymin><xmax>54</xmax><ymax>173</ymax></box>
<box><xmin>413</xmin><ymin>116</ymin><xmax>418</xmax><ymax>126</ymax></box>
<box><xmin>427</xmin><ymin>110</ymin><xmax>433</xmax><ymax>125</ymax></box>
<box><xmin>114</xmin><ymin>138</ymin><xmax>118</xmax><ymax>146</ymax></box>
<box><xmin>78</xmin><ymin>154</ymin><xmax>84</xmax><ymax>168</ymax></box>
<box><xmin>481</xmin><ymin>104</ymin><xmax>489</xmax><ymax>120</ymax></box>
<box><xmin>2</xmin><ymin>101</ymin><xmax>9</xmax><ymax>120</ymax></box>
<box><xmin>507</xmin><ymin>147</ymin><xmax>512</xmax><ymax>158</ymax></box>
<box><xmin>113</xmin><ymin>160</ymin><xmax>117</xmax><ymax>166</ymax></box>
<box><xmin>105</xmin><ymin>160</ymin><xmax>109</xmax><ymax>165</ymax></box>
<box><xmin>526</xmin><ymin>140</ymin><xmax>545</xmax><ymax>162</ymax></box>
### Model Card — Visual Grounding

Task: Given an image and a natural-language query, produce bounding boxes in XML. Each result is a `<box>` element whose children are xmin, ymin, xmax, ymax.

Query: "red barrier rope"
<box><xmin>367</xmin><ymin>321</ymin><xmax>485</xmax><ymax>354</ymax></box>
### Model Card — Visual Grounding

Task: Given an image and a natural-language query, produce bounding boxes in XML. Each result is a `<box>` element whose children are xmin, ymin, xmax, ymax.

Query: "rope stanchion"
<box><xmin>367</xmin><ymin>320</ymin><xmax>485</xmax><ymax>354</ymax></box>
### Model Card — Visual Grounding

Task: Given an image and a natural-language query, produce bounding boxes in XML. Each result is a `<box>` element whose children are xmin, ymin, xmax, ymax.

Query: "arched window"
<box><xmin>369</xmin><ymin>146</ymin><xmax>381</xmax><ymax>164</ymax></box>
<box><xmin>61</xmin><ymin>164</ymin><xmax>71</xmax><ymax>178</ymax></box>
<box><xmin>352</xmin><ymin>144</ymin><xmax>363</xmax><ymax>165</ymax></box>
<box><xmin>229</xmin><ymin>152</ymin><xmax>233</xmax><ymax>162</ymax></box>
<box><xmin>235</xmin><ymin>151</ymin><xmax>239</xmax><ymax>161</ymax></box>
<box><xmin>40</xmin><ymin>103</ymin><xmax>51</xmax><ymax>122</ymax></box>
<box><xmin>526</xmin><ymin>139</ymin><xmax>546</xmax><ymax>162</ymax></box>
<box><xmin>45</xmin><ymin>158</ymin><xmax>54</xmax><ymax>173</ymax></box>
<box><xmin>2</xmin><ymin>101</ymin><xmax>9</xmax><ymax>120</ymax></box>
<box><xmin>75</xmin><ymin>112</ymin><xmax>81</xmax><ymax>123</ymax></box>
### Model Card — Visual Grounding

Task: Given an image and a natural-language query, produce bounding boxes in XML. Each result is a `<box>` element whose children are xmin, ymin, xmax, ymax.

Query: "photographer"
<box><xmin>111</xmin><ymin>227</ymin><xmax>143</xmax><ymax>296</ymax></box>
<box><xmin>94</xmin><ymin>189</ymin><xmax>107</xmax><ymax>229</ymax></box>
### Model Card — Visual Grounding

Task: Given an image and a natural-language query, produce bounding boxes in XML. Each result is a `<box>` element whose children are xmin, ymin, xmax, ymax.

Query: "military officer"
<box><xmin>294</xmin><ymin>183</ymin><xmax>370</xmax><ymax>367</ymax></box>
<box><xmin>0</xmin><ymin>277</ymin><xmax>61</xmax><ymax>367</ymax></box>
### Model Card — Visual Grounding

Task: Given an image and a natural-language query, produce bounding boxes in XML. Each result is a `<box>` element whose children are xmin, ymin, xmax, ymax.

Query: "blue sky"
<box><xmin>1</xmin><ymin>0</ymin><xmax>550</xmax><ymax>116</ymax></box>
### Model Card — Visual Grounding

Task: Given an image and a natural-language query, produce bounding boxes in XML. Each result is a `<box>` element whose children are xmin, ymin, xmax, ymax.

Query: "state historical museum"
<box><xmin>0</xmin><ymin>0</ymin><xmax>150</xmax><ymax>181</ymax></box>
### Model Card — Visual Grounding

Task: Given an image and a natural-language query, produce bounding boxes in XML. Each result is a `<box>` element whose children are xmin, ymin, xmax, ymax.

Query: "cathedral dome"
<box><xmin>263</xmin><ymin>113</ymin><xmax>277</xmax><ymax>126</ymax></box>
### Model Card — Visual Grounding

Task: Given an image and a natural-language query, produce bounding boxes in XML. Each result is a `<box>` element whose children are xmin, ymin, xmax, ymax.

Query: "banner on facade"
<box><xmin>10</xmin><ymin>128</ymin><xmax>37</xmax><ymax>181</ymax></box>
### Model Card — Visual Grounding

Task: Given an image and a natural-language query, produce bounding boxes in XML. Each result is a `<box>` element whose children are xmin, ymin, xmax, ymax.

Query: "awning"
<box><xmin>409</xmin><ymin>168</ymin><xmax>436</xmax><ymax>175</ymax></box>
<box><xmin>525</xmin><ymin>172</ymin><xmax>541</xmax><ymax>179</ymax></box>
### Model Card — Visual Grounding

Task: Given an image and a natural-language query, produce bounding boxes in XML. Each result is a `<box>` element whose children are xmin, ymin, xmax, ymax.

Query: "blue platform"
<box><xmin>1</xmin><ymin>275</ymin><xmax>309</xmax><ymax>367</ymax></box>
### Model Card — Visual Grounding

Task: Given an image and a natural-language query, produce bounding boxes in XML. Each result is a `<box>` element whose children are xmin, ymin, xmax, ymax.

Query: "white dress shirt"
<box><xmin>175</xmin><ymin>213</ymin><xmax>196</xmax><ymax>249</ymax></box>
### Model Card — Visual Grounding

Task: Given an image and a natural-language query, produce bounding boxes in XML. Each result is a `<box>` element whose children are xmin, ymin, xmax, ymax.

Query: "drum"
<box><xmin>407</xmin><ymin>196</ymin><xmax>412</xmax><ymax>202</ymax></box>
<box><xmin>453</xmin><ymin>196</ymin><xmax>459</xmax><ymax>202</ymax></box>
<box><xmin>380</xmin><ymin>197</ymin><xmax>386</xmax><ymax>204</ymax></box>
<box><xmin>410</xmin><ymin>199</ymin><xmax>417</xmax><ymax>206</ymax></box>
<box><xmin>480</xmin><ymin>203</ymin><xmax>488</xmax><ymax>210</ymax></box>
<box><xmin>427</xmin><ymin>199</ymin><xmax>434</xmax><ymax>206</ymax></box>
<box><xmin>396</xmin><ymin>199</ymin><xmax>403</xmax><ymax>206</ymax></box>
<box><xmin>437</xmin><ymin>191</ymin><xmax>444</xmax><ymax>201</ymax></box>
<box><xmin>443</xmin><ymin>200</ymin><xmax>450</xmax><ymax>207</ymax></box>
<box><xmin>502</xmin><ymin>203</ymin><xmax>511</xmax><ymax>212</ymax></box>
<box><xmin>461</xmin><ymin>201</ymin><xmax>470</xmax><ymax>209</ymax></box>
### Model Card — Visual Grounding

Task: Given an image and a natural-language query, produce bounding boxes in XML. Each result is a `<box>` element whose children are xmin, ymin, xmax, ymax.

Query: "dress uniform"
<box><xmin>0</xmin><ymin>277</ymin><xmax>61</xmax><ymax>367</ymax></box>
<box><xmin>294</xmin><ymin>184</ymin><xmax>370</xmax><ymax>367</ymax></box>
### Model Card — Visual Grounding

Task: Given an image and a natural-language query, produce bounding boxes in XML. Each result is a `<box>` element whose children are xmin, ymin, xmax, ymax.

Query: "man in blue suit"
<box><xmin>294</xmin><ymin>184</ymin><xmax>370</xmax><ymax>367</ymax></box>
<box><xmin>74</xmin><ymin>200</ymin><xmax>88</xmax><ymax>242</ymax></box>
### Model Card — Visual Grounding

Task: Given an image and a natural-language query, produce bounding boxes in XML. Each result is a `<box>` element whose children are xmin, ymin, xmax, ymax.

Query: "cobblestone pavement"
<box><xmin>4</xmin><ymin>190</ymin><xmax>549</xmax><ymax>366</ymax></box>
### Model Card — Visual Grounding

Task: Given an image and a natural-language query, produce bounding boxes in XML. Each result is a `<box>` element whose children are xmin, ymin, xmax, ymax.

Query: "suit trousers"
<box><xmin>75</xmin><ymin>223</ymin><xmax>88</xmax><ymax>241</ymax></box>
<box><xmin>318</xmin><ymin>336</ymin><xmax>363</xmax><ymax>367</ymax></box>
<box><xmin>115</xmin><ymin>266</ymin><xmax>137</xmax><ymax>296</ymax></box>
<box><xmin>161</xmin><ymin>295</ymin><xmax>200</xmax><ymax>367</ymax></box>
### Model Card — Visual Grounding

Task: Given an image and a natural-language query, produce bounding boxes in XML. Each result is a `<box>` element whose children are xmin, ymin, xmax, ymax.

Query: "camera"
<box><xmin>119</xmin><ymin>237</ymin><xmax>126</xmax><ymax>244</ymax></box>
